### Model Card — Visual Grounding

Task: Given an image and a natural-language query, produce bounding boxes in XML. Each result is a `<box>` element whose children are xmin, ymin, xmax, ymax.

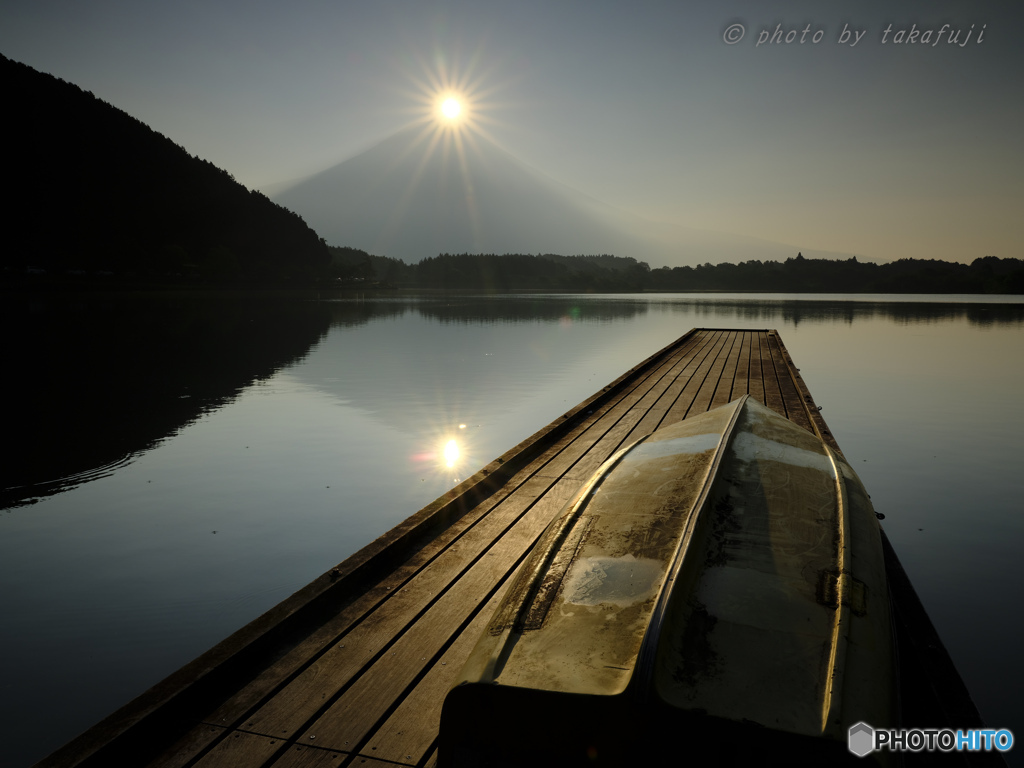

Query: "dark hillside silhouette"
<box><xmin>2</xmin><ymin>53</ymin><xmax>329</xmax><ymax>284</ymax></box>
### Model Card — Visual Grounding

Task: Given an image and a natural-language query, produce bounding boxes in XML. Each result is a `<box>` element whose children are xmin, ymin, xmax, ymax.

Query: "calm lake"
<box><xmin>2</xmin><ymin>291</ymin><xmax>1023</xmax><ymax>766</ymax></box>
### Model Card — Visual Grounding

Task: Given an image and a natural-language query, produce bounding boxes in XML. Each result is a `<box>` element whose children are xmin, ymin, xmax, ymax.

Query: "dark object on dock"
<box><xmin>34</xmin><ymin>329</ymin><xmax>999</xmax><ymax>768</ymax></box>
<box><xmin>441</xmin><ymin>395</ymin><xmax>897</xmax><ymax>766</ymax></box>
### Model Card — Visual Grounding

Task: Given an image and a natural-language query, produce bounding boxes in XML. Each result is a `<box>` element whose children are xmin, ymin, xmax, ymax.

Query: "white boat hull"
<box><xmin>441</xmin><ymin>396</ymin><xmax>897</xmax><ymax>766</ymax></box>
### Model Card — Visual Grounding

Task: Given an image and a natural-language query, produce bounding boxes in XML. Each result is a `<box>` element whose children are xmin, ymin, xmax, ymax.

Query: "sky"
<box><xmin>2</xmin><ymin>0</ymin><xmax>1022</xmax><ymax>265</ymax></box>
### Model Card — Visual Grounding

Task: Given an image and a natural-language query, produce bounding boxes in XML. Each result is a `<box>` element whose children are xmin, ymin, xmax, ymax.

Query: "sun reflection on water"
<box><xmin>410</xmin><ymin>428</ymin><xmax>476</xmax><ymax>488</ymax></box>
<box><xmin>443</xmin><ymin>439</ymin><xmax>459</xmax><ymax>468</ymax></box>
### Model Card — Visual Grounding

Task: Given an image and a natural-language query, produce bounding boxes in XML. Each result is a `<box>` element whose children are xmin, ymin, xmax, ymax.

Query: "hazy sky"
<box><xmin>3</xmin><ymin>0</ymin><xmax>1022</xmax><ymax>264</ymax></box>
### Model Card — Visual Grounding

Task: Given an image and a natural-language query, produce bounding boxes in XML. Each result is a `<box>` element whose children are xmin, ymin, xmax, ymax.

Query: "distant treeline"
<box><xmin>648</xmin><ymin>254</ymin><xmax>1024</xmax><ymax>293</ymax></box>
<box><xmin>3</xmin><ymin>53</ymin><xmax>329</xmax><ymax>284</ymax></box>
<box><xmin>329</xmin><ymin>248</ymin><xmax>1024</xmax><ymax>294</ymax></box>
<box><xmin>330</xmin><ymin>249</ymin><xmax>650</xmax><ymax>290</ymax></box>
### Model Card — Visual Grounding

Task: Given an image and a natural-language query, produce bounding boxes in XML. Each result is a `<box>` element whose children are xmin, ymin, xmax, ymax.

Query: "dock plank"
<box><xmin>709</xmin><ymin>329</ymin><xmax>744</xmax><ymax>410</ymax></box>
<box><xmin>757</xmin><ymin>331</ymin><xmax>787</xmax><ymax>417</ymax></box>
<box><xmin>190</xmin><ymin>730</ymin><xmax>284</xmax><ymax>768</ymax></box>
<box><xmin>661</xmin><ymin>330</ymin><xmax>731</xmax><ymax>422</ymax></box>
<box><xmin>529</xmin><ymin>339</ymin><xmax>712</xmax><ymax>483</ymax></box>
<box><xmin>731</xmin><ymin>330</ymin><xmax>752</xmax><ymax>405</ymax></box>
<box><xmin>266</xmin><ymin>745</ymin><xmax>349</xmax><ymax>767</ymax></box>
<box><xmin>765</xmin><ymin>331</ymin><xmax>815</xmax><ymax>432</ymax></box>
<box><xmin>360</xmin><ymin>588</ymin><xmax>508</xmax><ymax>765</ymax></box>
<box><xmin>688</xmin><ymin>329</ymin><xmax>737</xmax><ymax>414</ymax></box>
<box><xmin>746</xmin><ymin>330</ymin><xmax>766</xmax><ymax>406</ymax></box>
<box><xmin>625</xmin><ymin>330</ymin><xmax>723</xmax><ymax>438</ymax></box>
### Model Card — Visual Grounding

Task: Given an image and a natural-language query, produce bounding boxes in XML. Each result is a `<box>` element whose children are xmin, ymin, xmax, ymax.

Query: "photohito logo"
<box><xmin>848</xmin><ymin>722</ymin><xmax>1014</xmax><ymax>756</ymax></box>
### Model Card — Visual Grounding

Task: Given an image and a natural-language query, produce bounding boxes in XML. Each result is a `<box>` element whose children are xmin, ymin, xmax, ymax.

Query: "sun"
<box><xmin>434</xmin><ymin>91</ymin><xmax>472</xmax><ymax>128</ymax></box>
<box><xmin>440</xmin><ymin>98</ymin><xmax>462</xmax><ymax>121</ymax></box>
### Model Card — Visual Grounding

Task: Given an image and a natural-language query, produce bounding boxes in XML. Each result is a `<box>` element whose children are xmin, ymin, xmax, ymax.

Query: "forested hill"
<box><xmin>2</xmin><ymin>53</ymin><xmax>329</xmax><ymax>284</ymax></box>
<box><xmin>330</xmin><ymin>248</ymin><xmax>1024</xmax><ymax>294</ymax></box>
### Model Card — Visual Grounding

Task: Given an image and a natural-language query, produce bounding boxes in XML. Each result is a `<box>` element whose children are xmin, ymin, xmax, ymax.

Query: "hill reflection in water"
<box><xmin>2</xmin><ymin>292</ymin><xmax>332</xmax><ymax>509</ymax></box>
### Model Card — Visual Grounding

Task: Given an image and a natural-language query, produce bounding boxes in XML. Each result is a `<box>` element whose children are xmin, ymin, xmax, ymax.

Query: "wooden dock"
<box><xmin>38</xmin><ymin>328</ymin><xmax>992</xmax><ymax>768</ymax></box>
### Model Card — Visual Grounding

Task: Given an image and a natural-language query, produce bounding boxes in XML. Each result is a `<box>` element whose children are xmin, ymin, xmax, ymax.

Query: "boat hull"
<box><xmin>440</xmin><ymin>396</ymin><xmax>897</xmax><ymax>766</ymax></box>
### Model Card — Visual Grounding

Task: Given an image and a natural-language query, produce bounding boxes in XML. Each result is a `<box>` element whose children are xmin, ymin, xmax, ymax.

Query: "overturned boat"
<box><xmin>440</xmin><ymin>395</ymin><xmax>897</xmax><ymax>766</ymax></box>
